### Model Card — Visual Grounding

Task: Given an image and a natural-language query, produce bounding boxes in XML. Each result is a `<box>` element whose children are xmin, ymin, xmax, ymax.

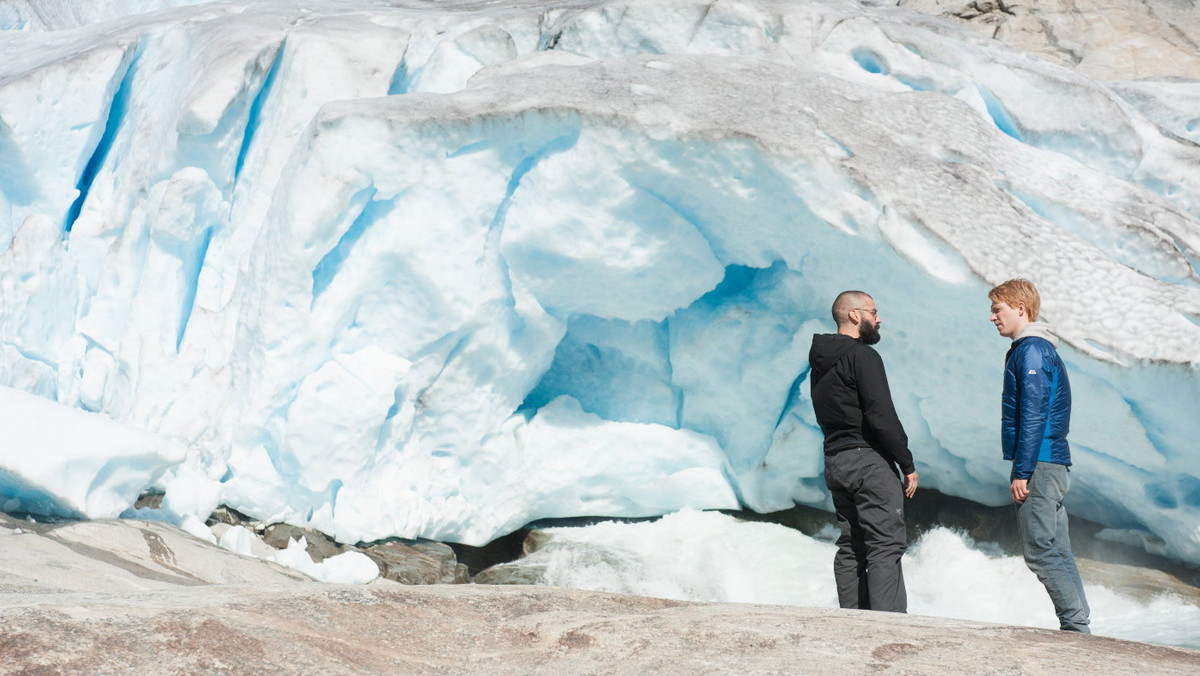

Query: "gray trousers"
<box><xmin>824</xmin><ymin>447</ymin><xmax>908</xmax><ymax>613</ymax></box>
<box><xmin>1016</xmin><ymin>462</ymin><xmax>1091</xmax><ymax>632</ymax></box>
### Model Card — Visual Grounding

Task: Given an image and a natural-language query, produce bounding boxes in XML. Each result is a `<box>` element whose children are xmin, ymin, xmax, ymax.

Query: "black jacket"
<box><xmin>808</xmin><ymin>333</ymin><xmax>914</xmax><ymax>475</ymax></box>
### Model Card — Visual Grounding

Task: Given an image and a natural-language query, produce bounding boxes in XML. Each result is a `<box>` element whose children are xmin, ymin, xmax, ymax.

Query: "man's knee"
<box><xmin>862</xmin><ymin>516</ymin><xmax>907</xmax><ymax>557</ymax></box>
<box><xmin>1021</xmin><ymin>538</ymin><xmax>1068</xmax><ymax>574</ymax></box>
<box><xmin>860</xmin><ymin>500</ymin><xmax>906</xmax><ymax>550</ymax></box>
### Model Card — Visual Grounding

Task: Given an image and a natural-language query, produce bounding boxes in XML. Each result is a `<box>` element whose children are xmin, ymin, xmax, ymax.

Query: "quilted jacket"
<box><xmin>1002</xmin><ymin>323</ymin><xmax>1072</xmax><ymax>481</ymax></box>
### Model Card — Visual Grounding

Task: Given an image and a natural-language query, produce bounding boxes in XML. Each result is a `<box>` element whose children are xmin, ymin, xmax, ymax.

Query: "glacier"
<box><xmin>1</xmin><ymin>0</ymin><xmax>1199</xmax><ymax>566</ymax></box>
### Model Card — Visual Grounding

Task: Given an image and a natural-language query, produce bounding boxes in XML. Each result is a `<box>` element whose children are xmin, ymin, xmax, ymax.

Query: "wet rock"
<box><xmin>523</xmin><ymin>530</ymin><xmax>555</xmax><ymax>554</ymax></box>
<box><xmin>471</xmin><ymin>529</ymin><xmax>557</xmax><ymax>584</ymax></box>
<box><xmin>473</xmin><ymin>529</ymin><xmax>646</xmax><ymax>586</ymax></box>
<box><xmin>1077</xmin><ymin>559</ymin><xmax>1200</xmax><ymax>605</ymax></box>
<box><xmin>473</xmin><ymin>560</ymin><xmax>549</xmax><ymax>585</ymax></box>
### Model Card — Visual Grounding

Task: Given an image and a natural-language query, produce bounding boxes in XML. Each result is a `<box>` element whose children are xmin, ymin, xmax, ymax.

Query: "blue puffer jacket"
<box><xmin>1002</xmin><ymin>323</ymin><xmax>1072</xmax><ymax>481</ymax></box>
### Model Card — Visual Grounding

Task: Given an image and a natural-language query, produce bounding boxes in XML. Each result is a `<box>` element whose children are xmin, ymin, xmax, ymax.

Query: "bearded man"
<box><xmin>808</xmin><ymin>290</ymin><xmax>919</xmax><ymax>612</ymax></box>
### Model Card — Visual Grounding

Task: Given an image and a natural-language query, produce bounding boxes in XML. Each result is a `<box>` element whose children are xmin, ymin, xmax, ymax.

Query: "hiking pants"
<box><xmin>1016</xmin><ymin>462</ymin><xmax>1091</xmax><ymax>633</ymax></box>
<box><xmin>824</xmin><ymin>446</ymin><xmax>908</xmax><ymax>613</ymax></box>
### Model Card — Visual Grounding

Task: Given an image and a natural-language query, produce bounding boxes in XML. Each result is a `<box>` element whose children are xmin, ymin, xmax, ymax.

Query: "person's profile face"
<box><xmin>856</xmin><ymin>304</ymin><xmax>882</xmax><ymax>345</ymax></box>
<box><xmin>990</xmin><ymin>300</ymin><xmax>1023</xmax><ymax>339</ymax></box>
<box><xmin>854</xmin><ymin>303</ymin><xmax>881</xmax><ymax>328</ymax></box>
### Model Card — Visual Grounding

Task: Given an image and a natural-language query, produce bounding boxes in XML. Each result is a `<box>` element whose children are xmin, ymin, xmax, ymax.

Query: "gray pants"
<box><xmin>824</xmin><ymin>447</ymin><xmax>907</xmax><ymax>613</ymax></box>
<box><xmin>1016</xmin><ymin>462</ymin><xmax>1091</xmax><ymax>632</ymax></box>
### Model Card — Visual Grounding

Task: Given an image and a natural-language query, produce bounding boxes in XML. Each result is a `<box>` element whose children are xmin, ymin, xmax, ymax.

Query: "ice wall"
<box><xmin>1</xmin><ymin>0</ymin><xmax>1198</xmax><ymax>561</ymax></box>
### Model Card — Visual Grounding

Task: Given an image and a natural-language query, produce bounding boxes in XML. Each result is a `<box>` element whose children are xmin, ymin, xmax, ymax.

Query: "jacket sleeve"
<box><xmin>1000</xmin><ymin>363</ymin><xmax>1017</xmax><ymax>462</ymax></box>
<box><xmin>1011</xmin><ymin>344</ymin><xmax>1052</xmax><ymax>481</ymax></box>
<box><xmin>854</xmin><ymin>347</ymin><xmax>915</xmax><ymax>474</ymax></box>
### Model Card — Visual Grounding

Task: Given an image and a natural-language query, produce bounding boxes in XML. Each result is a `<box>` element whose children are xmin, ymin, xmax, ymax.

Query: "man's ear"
<box><xmin>1016</xmin><ymin>302</ymin><xmax>1026</xmax><ymax>317</ymax></box>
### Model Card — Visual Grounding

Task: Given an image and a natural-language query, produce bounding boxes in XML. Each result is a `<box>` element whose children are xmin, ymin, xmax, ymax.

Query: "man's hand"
<box><xmin>1010</xmin><ymin>478</ymin><xmax>1029</xmax><ymax>504</ymax></box>
<box><xmin>903</xmin><ymin>471</ymin><xmax>919</xmax><ymax>498</ymax></box>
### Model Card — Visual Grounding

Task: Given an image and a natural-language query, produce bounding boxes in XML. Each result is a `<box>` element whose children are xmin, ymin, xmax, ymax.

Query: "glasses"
<box><xmin>855</xmin><ymin>308</ymin><xmax>878</xmax><ymax>316</ymax></box>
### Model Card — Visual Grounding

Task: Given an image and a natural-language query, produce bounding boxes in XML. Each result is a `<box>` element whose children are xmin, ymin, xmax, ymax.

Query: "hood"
<box><xmin>1016</xmin><ymin>321</ymin><xmax>1059</xmax><ymax>347</ymax></box>
<box><xmin>809</xmin><ymin>333</ymin><xmax>860</xmax><ymax>373</ymax></box>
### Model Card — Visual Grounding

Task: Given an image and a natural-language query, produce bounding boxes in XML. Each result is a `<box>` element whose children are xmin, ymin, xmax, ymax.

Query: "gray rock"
<box><xmin>521</xmin><ymin>529</ymin><xmax>555</xmax><ymax>556</ymax></box>
<box><xmin>472</xmin><ymin>561</ymin><xmax>548</xmax><ymax>585</ymax></box>
<box><xmin>262</xmin><ymin>523</ymin><xmax>341</xmax><ymax>561</ymax></box>
<box><xmin>207</xmin><ymin>505</ymin><xmax>260</xmax><ymax>529</ymax></box>
<box><xmin>897</xmin><ymin>0</ymin><xmax>1200</xmax><ymax>80</ymax></box>
<box><xmin>359</xmin><ymin>539</ymin><xmax>469</xmax><ymax>584</ymax></box>
<box><xmin>133</xmin><ymin>490</ymin><xmax>164</xmax><ymax>510</ymax></box>
<box><xmin>474</xmin><ymin>530</ymin><xmax>554</xmax><ymax>584</ymax></box>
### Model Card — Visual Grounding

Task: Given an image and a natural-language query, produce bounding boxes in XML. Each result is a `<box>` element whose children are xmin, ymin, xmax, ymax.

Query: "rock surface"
<box><xmin>2</xmin><ymin>514</ymin><xmax>1199</xmax><ymax>674</ymax></box>
<box><xmin>261</xmin><ymin>523</ymin><xmax>343</xmax><ymax>561</ymax></box>
<box><xmin>360</xmin><ymin>538</ymin><xmax>471</xmax><ymax>584</ymax></box>
<box><xmin>896</xmin><ymin>0</ymin><xmax>1200</xmax><ymax>80</ymax></box>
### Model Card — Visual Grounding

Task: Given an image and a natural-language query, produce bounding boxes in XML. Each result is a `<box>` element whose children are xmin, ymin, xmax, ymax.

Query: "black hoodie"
<box><xmin>808</xmin><ymin>333</ymin><xmax>914</xmax><ymax>475</ymax></box>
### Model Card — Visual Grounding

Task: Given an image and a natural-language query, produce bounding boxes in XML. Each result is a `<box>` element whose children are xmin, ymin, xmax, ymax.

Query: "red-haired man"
<box><xmin>989</xmin><ymin>278</ymin><xmax>1091</xmax><ymax>633</ymax></box>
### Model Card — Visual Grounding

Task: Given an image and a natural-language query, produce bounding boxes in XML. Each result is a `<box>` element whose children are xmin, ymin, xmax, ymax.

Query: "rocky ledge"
<box><xmin>2</xmin><ymin>514</ymin><xmax>1199</xmax><ymax>675</ymax></box>
<box><xmin>896</xmin><ymin>0</ymin><xmax>1200</xmax><ymax>80</ymax></box>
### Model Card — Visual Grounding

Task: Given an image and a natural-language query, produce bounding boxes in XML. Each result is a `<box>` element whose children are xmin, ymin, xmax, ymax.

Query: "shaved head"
<box><xmin>832</xmin><ymin>290</ymin><xmax>872</xmax><ymax>328</ymax></box>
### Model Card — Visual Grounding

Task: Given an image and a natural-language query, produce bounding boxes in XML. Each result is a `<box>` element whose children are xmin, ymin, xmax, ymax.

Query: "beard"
<box><xmin>860</xmin><ymin>320</ymin><xmax>881</xmax><ymax>345</ymax></box>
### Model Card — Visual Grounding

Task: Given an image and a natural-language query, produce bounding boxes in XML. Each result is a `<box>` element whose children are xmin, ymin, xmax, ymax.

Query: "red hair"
<box><xmin>988</xmin><ymin>279</ymin><xmax>1040</xmax><ymax>321</ymax></box>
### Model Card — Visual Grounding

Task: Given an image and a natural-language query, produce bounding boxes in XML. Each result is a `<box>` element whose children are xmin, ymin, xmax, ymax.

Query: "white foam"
<box><xmin>510</xmin><ymin>510</ymin><xmax>1200</xmax><ymax>649</ymax></box>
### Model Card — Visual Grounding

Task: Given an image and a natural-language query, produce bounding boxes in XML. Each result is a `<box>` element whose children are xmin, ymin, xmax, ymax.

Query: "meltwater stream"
<box><xmin>504</xmin><ymin>510</ymin><xmax>1200</xmax><ymax>650</ymax></box>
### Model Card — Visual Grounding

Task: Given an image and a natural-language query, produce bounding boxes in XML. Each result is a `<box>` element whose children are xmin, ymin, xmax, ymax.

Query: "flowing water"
<box><xmin>504</xmin><ymin>509</ymin><xmax>1200</xmax><ymax>650</ymax></box>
